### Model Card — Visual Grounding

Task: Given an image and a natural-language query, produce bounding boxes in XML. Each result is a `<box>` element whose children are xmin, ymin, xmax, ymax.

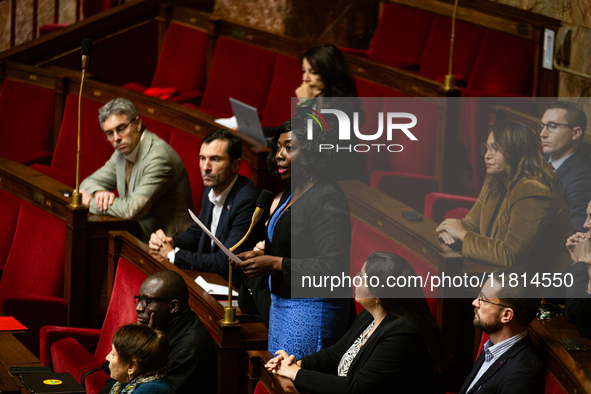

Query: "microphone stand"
<box><xmin>221</xmin><ymin>213</ymin><xmax>262</xmax><ymax>325</ymax></box>
<box><xmin>220</xmin><ymin>190</ymin><xmax>272</xmax><ymax>325</ymax></box>
<box><xmin>444</xmin><ymin>0</ymin><xmax>460</xmax><ymax>91</ymax></box>
<box><xmin>71</xmin><ymin>40</ymin><xmax>91</xmax><ymax>208</ymax></box>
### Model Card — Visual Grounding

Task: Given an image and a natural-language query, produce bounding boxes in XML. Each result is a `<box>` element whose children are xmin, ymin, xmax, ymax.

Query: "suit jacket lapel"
<box><xmin>214</xmin><ymin>176</ymin><xmax>245</xmax><ymax>239</ymax></box>
<box><xmin>459</xmin><ymin>352</ymin><xmax>485</xmax><ymax>394</ymax></box>
<box><xmin>128</xmin><ymin>131</ymin><xmax>153</xmax><ymax>193</ymax></box>
<box><xmin>554</xmin><ymin>153</ymin><xmax>576</xmax><ymax>179</ymax></box>
<box><xmin>465</xmin><ymin>335</ymin><xmax>531</xmax><ymax>394</ymax></box>
<box><xmin>198</xmin><ymin>188</ymin><xmax>214</xmax><ymax>254</ymax></box>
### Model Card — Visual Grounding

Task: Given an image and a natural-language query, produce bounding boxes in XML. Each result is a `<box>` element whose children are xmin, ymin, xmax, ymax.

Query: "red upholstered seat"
<box><xmin>142</xmin><ymin>117</ymin><xmax>172</xmax><ymax>143</ymax></box>
<box><xmin>31</xmin><ymin>95</ymin><xmax>112</xmax><ymax>187</ymax></box>
<box><xmin>0</xmin><ymin>79</ymin><xmax>55</xmax><ymax>165</ymax></box>
<box><xmin>424</xmin><ymin>192</ymin><xmax>477</xmax><ymax>223</ymax></box>
<box><xmin>0</xmin><ymin>201</ymin><xmax>66</xmax><ymax>357</ymax></box>
<box><xmin>343</xmin><ymin>3</ymin><xmax>434</xmax><ymax>70</ymax></box>
<box><xmin>466</xmin><ymin>30</ymin><xmax>536</xmax><ymax>97</ymax></box>
<box><xmin>122</xmin><ymin>23</ymin><xmax>208</xmax><ymax>105</ymax></box>
<box><xmin>200</xmin><ymin>37</ymin><xmax>277</xmax><ymax>118</ymax></box>
<box><xmin>366</xmin><ymin>93</ymin><xmax>440</xmax><ymax>212</ymax></box>
<box><xmin>169</xmin><ymin>129</ymin><xmax>205</xmax><ymax>212</ymax></box>
<box><xmin>0</xmin><ymin>189</ymin><xmax>21</xmax><ymax>278</ymax></box>
<box><xmin>261</xmin><ymin>55</ymin><xmax>302</xmax><ymax>128</ymax></box>
<box><xmin>41</xmin><ymin>258</ymin><xmax>146</xmax><ymax>394</ymax></box>
<box><xmin>418</xmin><ymin>16</ymin><xmax>485</xmax><ymax>85</ymax></box>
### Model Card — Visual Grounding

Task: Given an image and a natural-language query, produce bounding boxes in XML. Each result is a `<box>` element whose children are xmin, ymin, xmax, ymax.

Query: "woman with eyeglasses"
<box><xmin>265</xmin><ymin>252</ymin><xmax>446</xmax><ymax>394</ymax></box>
<box><xmin>436</xmin><ymin>122</ymin><xmax>573</xmax><ymax>272</ymax></box>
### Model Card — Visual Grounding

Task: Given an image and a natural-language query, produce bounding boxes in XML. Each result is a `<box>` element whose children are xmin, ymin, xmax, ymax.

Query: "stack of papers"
<box><xmin>195</xmin><ymin>276</ymin><xmax>238</xmax><ymax>297</ymax></box>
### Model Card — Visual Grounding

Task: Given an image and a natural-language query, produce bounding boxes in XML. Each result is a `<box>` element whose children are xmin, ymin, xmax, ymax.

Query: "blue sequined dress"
<box><xmin>266</xmin><ymin>180</ymin><xmax>351</xmax><ymax>359</ymax></box>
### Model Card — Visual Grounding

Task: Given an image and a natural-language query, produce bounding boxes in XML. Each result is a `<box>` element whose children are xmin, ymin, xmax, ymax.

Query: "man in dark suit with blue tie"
<box><xmin>149</xmin><ymin>129</ymin><xmax>262</xmax><ymax>280</ymax></box>
<box><xmin>459</xmin><ymin>269</ymin><xmax>544</xmax><ymax>394</ymax></box>
<box><xmin>540</xmin><ymin>101</ymin><xmax>591</xmax><ymax>233</ymax></box>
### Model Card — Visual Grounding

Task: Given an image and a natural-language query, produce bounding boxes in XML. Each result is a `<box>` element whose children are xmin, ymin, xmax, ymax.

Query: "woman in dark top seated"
<box><xmin>106</xmin><ymin>324</ymin><xmax>174</xmax><ymax>394</ymax></box>
<box><xmin>265</xmin><ymin>252</ymin><xmax>445</xmax><ymax>394</ymax></box>
<box><xmin>436</xmin><ymin>122</ymin><xmax>573</xmax><ymax>273</ymax></box>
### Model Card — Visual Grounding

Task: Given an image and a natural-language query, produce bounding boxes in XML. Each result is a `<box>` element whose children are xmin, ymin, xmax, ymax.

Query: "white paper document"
<box><xmin>187</xmin><ymin>209</ymin><xmax>242</xmax><ymax>264</ymax></box>
<box><xmin>214</xmin><ymin>116</ymin><xmax>237</xmax><ymax>129</ymax></box>
<box><xmin>195</xmin><ymin>276</ymin><xmax>238</xmax><ymax>296</ymax></box>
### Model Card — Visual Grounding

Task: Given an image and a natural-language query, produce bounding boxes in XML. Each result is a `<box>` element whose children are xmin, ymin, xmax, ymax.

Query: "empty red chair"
<box><xmin>418</xmin><ymin>16</ymin><xmax>485</xmax><ymax>85</ymax></box>
<box><xmin>342</xmin><ymin>3</ymin><xmax>435</xmax><ymax>70</ymax></box>
<box><xmin>0</xmin><ymin>189</ymin><xmax>21</xmax><ymax>278</ymax></box>
<box><xmin>40</xmin><ymin>258</ymin><xmax>146</xmax><ymax>394</ymax></box>
<box><xmin>200</xmin><ymin>37</ymin><xmax>277</xmax><ymax>118</ymax></box>
<box><xmin>141</xmin><ymin>117</ymin><xmax>172</xmax><ymax>143</ymax></box>
<box><xmin>0</xmin><ymin>79</ymin><xmax>55</xmax><ymax>165</ymax></box>
<box><xmin>31</xmin><ymin>94</ymin><xmax>112</xmax><ymax>187</ymax></box>
<box><xmin>424</xmin><ymin>192</ymin><xmax>477</xmax><ymax>223</ymax></box>
<box><xmin>123</xmin><ymin>23</ymin><xmax>208</xmax><ymax>105</ymax></box>
<box><xmin>169</xmin><ymin>129</ymin><xmax>205</xmax><ymax>212</ymax></box>
<box><xmin>0</xmin><ymin>201</ymin><xmax>67</xmax><ymax>357</ymax></box>
<box><xmin>466</xmin><ymin>29</ymin><xmax>536</xmax><ymax>97</ymax></box>
<box><xmin>366</xmin><ymin>93</ymin><xmax>440</xmax><ymax>212</ymax></box>
<box><xmin>261</xmin><ymin>55</ymin><xmax>302</xmax><ymax>128</ymax></box>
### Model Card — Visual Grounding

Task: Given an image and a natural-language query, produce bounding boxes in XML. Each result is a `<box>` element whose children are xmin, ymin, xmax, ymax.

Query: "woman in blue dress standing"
<box><xmin>237</xmin><ymin>115</ymin><xmax>351</xmax><ymax>358</ymax></box>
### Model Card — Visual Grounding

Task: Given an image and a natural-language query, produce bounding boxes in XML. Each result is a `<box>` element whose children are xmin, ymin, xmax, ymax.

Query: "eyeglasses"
<box><xmin>103</xmin><ymin>119</ymin><xmax>135</xmax><ymax>141</ymax></box>
<box><xmin>476</xmin><ymin>293</ymin><xmax>509</xmax><ymax>309</ymax></box>
<box><xmin>538</xmin><ymin>122</ymin><xmax>573</xmax><ymax>134</ymax></box>
<box><xmin>134</xmin><ymin>295</ymin><xmax>173</xmax><ymax>308</ymax></box>
<box><xmin>480</xmin><ymin>143</ymin><xmax>500</xmax><ymax>155</ymax></box>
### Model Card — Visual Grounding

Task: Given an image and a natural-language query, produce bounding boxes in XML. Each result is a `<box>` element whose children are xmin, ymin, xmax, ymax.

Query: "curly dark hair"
<box><xmin>267</xmin><ymin>115</ymin><xmax>338</xmax><ymax>180</ymax></box>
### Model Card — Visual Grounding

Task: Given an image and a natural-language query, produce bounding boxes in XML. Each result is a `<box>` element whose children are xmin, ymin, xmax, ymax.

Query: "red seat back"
<box><xmin>151</xmin><ymin>23</ymin><xmax>208</xmax><ymax>96</ymax></box>
<box><xmin>365</xmin><ymin>93</ymin><xmax>438</xmax><ymax>177</ymax></box>
<box><xmin>169</xmin><ymin>129</ymin><xmax>205</xmax><ymax>211</ymax></box>
<box><xmin>418</xmin><ymin>16</ymin><xmax>485</xmax><ymax>84</ymax></box>
<box><xmin>0</xmin><ymin>201</ymin><xmax>66</xmax><ymax>304</ymax></box>
<box><xmin>142</xmin><ymin>117</ymin><xmax>173</xmax><ymax>143</ymax></box>
<box><xmin>0</xmin><ymin>79</ymin><xmax>55</xmax><ymax>164</ymax></box>
<box><xmin>36</xmin><ymin>95</ymin><xmax>113</xmax><ymax>186</ymax></box>
<box><xmin>467</xmin><ymin>30</ymin><xmax>536</xmax><ymax>96</ymax></box>
<box><xmin>261</xmin><ymin>55</ymin><xmax>302</xmax><ymax>128</ymax></box>
<box><xmin>94</xmin><ymin>258</ymin><xmax>146</xmax><ymax>360</ymax></box>
<box><xmin>368</xmin><ymin>3</ymin><xmax>434</xmax><ymax>69</ymax></box>
<box><xmin>0</xmin><ymin>190</ymin><xmax>21</xmax><ymax>276</ymax></box>
<box><xmin>200</xmin><ymin>37</ymin><xmax>277</xmax><ymax>118</ymax></box>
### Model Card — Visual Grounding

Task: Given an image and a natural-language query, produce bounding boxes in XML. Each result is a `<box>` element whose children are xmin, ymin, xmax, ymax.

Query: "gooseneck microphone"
<box><xmin>71</xmin><ymin>38</ymin><xmax>93</xmax><ymax>208</ymax></box>
<box><xmin>222</xmin><ymin>189</ymin><xmax>273</xmax><ymax>324</ymax></box>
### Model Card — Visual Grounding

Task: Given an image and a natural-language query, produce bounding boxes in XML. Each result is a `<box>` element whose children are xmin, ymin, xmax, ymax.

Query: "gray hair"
<box><xmin>98</xmin><ymin>98</ymin><xmax>142</xmax><ymax>130</ymax></box>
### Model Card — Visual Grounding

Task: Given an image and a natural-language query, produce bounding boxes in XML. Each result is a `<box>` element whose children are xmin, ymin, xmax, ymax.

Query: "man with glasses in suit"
<box><xmin>80</xmin><ymin>98</ymin><xmax>193</xmax><ymax>243</ymax></box>
<box><xmin>459</xmin><ymin>269</ymin><xmax>544</xmax><ymax>394</ymax></box>
<box><xmin>540</xmin><ymin>100</ymin><xmax>591</xmax><ymax>232</ymax></box>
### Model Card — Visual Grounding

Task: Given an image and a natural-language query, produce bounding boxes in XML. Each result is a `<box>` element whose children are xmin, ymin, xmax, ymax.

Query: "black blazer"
<box><xmin>554</xmin><ymin>150</ymin><xmax>591</xmax><ymax>233</ymax></box>
<box><xmin>171</xmin><ymin>175</ymin><xmax>263</xmax><ymax>279</ymax></box>
<box><xmin>293</xmin><ymin>309</ymin><xmax>443</xmax><ymax>394</ymax></box>
<box><xmin>458</xmin><ymin>334</ymin><xmax>544</xmax><ymax>394</ymax></box>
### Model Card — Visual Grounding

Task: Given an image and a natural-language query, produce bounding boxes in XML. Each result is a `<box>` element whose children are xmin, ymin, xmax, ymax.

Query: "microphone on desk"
<box><xmin>71</xmin><ymin>38</ymin><xmax>93</xmax><ymax>209</ymax></box>
<box><xmin>223</xmin><ymin>189</ymin><xmax>273</xmax><ymax>325</ymax></box>
<box><xmin>81</xmin><ymin>38</ymin><xmax>92</xmax><ymax>70</ymax></box>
